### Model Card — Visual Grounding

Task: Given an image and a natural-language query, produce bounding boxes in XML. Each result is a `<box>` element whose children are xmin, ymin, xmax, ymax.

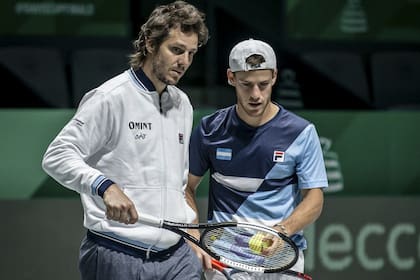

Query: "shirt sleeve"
<box><xmin>41</xmin><ymin>90</ymin><xmax>115</xmax><ymax>196</ymax></box>
<box><xmin>296</xmin><ymin>124</ymin><xmax>329</xmax><ymax>189</ymax></box>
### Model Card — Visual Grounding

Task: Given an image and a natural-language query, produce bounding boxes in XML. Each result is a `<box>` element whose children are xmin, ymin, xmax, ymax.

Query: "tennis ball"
<box><xmin>249</xmin><ymin>233</ymin><xmax>269</xmax><ymax>254</ymax></box>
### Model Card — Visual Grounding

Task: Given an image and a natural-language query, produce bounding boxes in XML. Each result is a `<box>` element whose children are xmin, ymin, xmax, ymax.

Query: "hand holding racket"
<box><xmin>137</xmin><ymin>213</ymin><xmax>298</xmax><ymax>274</ymax></box>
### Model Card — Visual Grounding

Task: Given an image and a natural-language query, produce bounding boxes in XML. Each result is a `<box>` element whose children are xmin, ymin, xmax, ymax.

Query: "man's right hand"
<box><xmin>102</xmin><ymin>184</ymin><xmax>138</xmax><ymax>224</ymax></box>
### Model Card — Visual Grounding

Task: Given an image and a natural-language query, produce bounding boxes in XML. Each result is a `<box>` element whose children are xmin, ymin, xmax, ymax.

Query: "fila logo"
<box><xmin>273</xmin><ymin>151</ymin><xmax>285</xmax><ymax>162</ymax></box>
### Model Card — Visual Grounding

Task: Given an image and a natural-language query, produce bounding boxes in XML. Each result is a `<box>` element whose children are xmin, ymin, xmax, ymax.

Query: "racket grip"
<box><xmin>138</xmin><ymin>213</ymin><xmax>163</xmax><ymax>227</ymax></box>
<box><xmin>211</xmin><ymin>259</ymin><xmax>227</xmax><ymax>270</ymax></box>
<box><xmin>212</xmin><ymin>260</ymin><xmax>233</xmax><ymax>280</ymax></box>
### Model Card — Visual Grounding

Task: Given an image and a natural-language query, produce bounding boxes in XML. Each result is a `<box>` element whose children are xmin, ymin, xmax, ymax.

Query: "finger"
<box><xmin>112</xmin><ymin>209</ymin><xmax>121</xmax><ymax>221</ymax></box>
<box><xmin>262</xmin><ymin>236</ymin><xmax>274</xmax><ymax>246</ymax></box>
<box><xmin>262</xmin><ymin>238</ymin><xmax>279</xmax><ymax>256</ymax></box>
<box><xmin>106</xmin><ymin>207</ymin><xmax>115</xmax><ymax>220</ymax></box>
<box><xmin>127</xmin><ymin>206</ymin><xmax>138</xmax><ymax>224</ymax></box>
<box><xmin>119</xmin><ymin>212</ymin><xmax>130</xmax><ymax>224</ymax></box>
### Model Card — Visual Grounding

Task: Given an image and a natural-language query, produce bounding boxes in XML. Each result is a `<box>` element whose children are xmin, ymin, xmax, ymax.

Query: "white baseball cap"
<box><xmin>228</xmin><ymin>38</ymin><xmax>277</xmax><ymax>72</ymax></box>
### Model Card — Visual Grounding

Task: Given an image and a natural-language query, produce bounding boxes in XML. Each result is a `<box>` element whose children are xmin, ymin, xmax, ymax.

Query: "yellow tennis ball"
<box><xmin>249</xmin><ymin>233</ymin><xmax>269</xmax><ymax>254</ymax></box>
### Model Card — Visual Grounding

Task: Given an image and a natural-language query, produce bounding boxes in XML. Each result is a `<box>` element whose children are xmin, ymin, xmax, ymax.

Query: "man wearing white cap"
<box><xmin>186</xmin><ymin>39</ymin><xmax>328</xmax><ymax>279</ymax></box>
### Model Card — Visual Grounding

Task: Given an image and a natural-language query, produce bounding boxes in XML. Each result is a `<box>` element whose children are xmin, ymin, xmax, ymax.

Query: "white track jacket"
<box><xmin>42</xmin><ymin>68</ymin><xmax>195</xmax><ymax>250</ymax></box>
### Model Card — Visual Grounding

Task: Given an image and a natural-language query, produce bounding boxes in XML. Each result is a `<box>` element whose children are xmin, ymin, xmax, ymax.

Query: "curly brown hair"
<box><xmin>129</xmin><ymin>1</ymin><xmax>209</xmax><ymax>69</ymax></box>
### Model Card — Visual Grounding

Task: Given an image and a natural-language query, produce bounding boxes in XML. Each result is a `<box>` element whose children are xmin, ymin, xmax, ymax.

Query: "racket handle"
<box><xmin>211</xmin><ymin>260</ymin><xmax>233</xmax><ymax>280</ymax></box>
<box><xmin>138</xmin><ymin>213</ymin><xmax>163</xmax><ymax>227</ymax></box>
<box><xmin>211</xmin><ymin>259</ymin><xmax>228</xmax><ymax>270</ymax></box>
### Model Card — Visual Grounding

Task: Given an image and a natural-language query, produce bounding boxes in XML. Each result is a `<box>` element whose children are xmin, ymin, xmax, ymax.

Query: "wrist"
<box><xmin>274</xmin><ymin>223</ymin><xmax>289</xmax><ymax>236</ymax></box>
<box><xmin>91</xmin><ymin>175</ymin><xmax>115</xmax><ymax>197</ymax></box>
<box><xmin>98</xmin><ymin>179</ymin><xmax>115</xmax><ymax>198</ymax></box>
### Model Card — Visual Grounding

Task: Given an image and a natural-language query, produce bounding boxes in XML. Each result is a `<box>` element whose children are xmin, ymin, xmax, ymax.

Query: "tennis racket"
<box><xmin>138</xmin><ymin>213</ymin><xmax>298</xmax><ymax>274</ymax></box>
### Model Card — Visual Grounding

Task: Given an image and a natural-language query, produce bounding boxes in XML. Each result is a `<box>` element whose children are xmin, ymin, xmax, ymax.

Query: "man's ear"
<box><xmin>271</xmin><ymin>69</ymin><xmax>278</xmax><ymax>85</ymax></box>
<box><xmin>227</xmin><ymin>69</ymin><xmax>235</xmax><ymax>86</ymax></box>
<box><xmin>145</xmin><ymin>38</ymin><xmax>154</xmax><ymax>54</ymax></box>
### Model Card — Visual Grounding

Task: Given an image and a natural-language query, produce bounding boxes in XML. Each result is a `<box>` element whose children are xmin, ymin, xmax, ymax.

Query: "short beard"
<box><xmin>152</xmin><ymin>58</ymin><xmax>178</xmax><ymax>86</ymax></box>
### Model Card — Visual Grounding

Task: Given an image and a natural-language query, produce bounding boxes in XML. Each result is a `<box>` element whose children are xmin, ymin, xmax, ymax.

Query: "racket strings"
<box><xmin>201</xmin><ymin>226</ymin><xmax>296</xmax><ymax>271</ymax></box>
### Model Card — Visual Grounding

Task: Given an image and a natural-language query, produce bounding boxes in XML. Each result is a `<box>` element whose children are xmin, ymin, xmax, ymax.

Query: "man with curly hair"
<box><xmin>42</xmin><ymin>1</ymin><xmax>209</xmax><ymax>279</ymax></box>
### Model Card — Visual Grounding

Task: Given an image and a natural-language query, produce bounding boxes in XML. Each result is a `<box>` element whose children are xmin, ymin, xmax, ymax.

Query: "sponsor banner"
<box><xmin>305</xmin><ymin>196</ymin><xmax>420</xmax><ymax>279</ymax></box>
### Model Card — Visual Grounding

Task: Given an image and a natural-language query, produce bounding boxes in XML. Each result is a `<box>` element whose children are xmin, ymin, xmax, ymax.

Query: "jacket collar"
<box><xmin>130</xmin><ymin>67</ymin><xmax>156</xmax><ymax>92</ymax></box>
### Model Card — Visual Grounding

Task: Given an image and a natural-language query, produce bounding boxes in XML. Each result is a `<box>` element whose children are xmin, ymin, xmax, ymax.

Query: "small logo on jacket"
<box><xmin>273</xmin><ymin>151</ymin><xmax>285</xmax><ymax>162</ymax></box>
<box><xmin>129</xmin><ymin>121</ymin><xmax>151</xmax><ymax>141</ymax></box>
<box><xmin>128</xmin><ymin>121</ymin><xmax>152</xmax><ymax>130</ymax></box>
<box><xmin>178</xmin><ymin>133</ymin><xmax>184</xmax><ymax>144</ymax></box>
<box><xmin>216</xmin><ymin>148</ymin><xmax>232</xmax><ymax>161</ymax></box>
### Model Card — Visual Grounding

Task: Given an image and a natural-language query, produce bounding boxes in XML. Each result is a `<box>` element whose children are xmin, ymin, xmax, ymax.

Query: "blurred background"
<box><xmin>0</xmin><ymin>0</ymin><xmax>419</xmax><ymax>279</ymax></box>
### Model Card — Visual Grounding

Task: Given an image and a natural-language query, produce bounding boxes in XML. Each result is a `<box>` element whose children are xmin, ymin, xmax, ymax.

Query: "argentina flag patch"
<box><xmin>216</xmin><ymin>148</ymin><xmax>232</xmax><ymax>161</ymax></box>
